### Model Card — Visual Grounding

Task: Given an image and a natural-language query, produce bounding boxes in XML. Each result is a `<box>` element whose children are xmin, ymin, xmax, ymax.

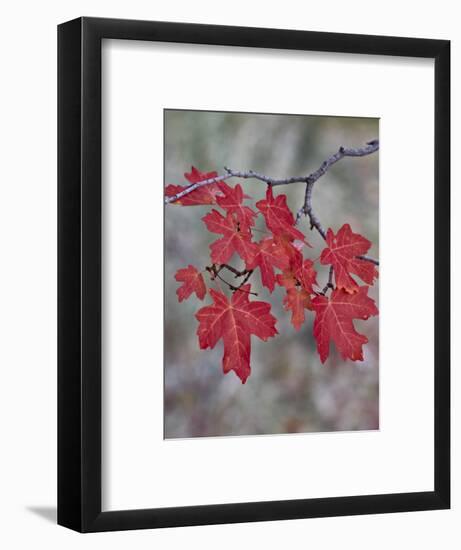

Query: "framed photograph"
<box><xmin>58</xmin><ymin>17</ymin><xmax>450</xmax><ymax>532</ymax></box>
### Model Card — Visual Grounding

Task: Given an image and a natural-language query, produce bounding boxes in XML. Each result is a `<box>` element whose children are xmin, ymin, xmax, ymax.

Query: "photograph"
<box><xmin>164</xmin><ymin>109</ymin><xmax>380</xmax><ymax>439</ymax></box>
<box><xmin>0</xmin><ymin>3</ymin><xmax>451</xmax><ymax>544</ymax></box>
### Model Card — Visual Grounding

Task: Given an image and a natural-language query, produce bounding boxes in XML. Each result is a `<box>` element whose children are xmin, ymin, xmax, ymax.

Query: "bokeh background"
<box><xmin>164</xmin><ymin>110</ymin><xmax>379</xmax><ymax>438</ymax></box>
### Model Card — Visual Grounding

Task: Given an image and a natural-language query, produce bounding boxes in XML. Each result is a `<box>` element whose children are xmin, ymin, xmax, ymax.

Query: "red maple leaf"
<box><xmin>202</xmin><ymin>209</ymin><xmax>258</xmax><ymax>265</ymax></box>
<box><xmin>276</xmin><ymin>254</ymin><xmax>317</xmax><ymax>294</ymax></box>
<box><xmin>165</xmin><ymin>166</ymin><xmax>231</xmax><ymax>206</ymax></box>
<box><xmin>272</xmin><ymin>235</ymin><xmax>303</xmax><ymax>289</ymax></box>
<box><xmin>320</xmin><ymin>224</ymin><xmax>378</xmax><ymax>293</ymax></box>
<box><xmin>273</xmin><ymin>234</ymin><xmax>304</xmax><ymax>263</ymax></box>
<box><xmin>216</xmin><ymin>182</ymin><xmax>257</xmax><ymax>230</ymax></box>
<box><xmin>256</xmin><ymin>187</ymin><xmax>307</xmax><ymax>242</ymax></box>
<box><xmin>283</xmin><ymin>288</ymin><xmax>312</xmax><ymax>330</ymax></box>
<box><xmin>175</xmin><ymin>265</ymin><xmax>206</xmax><ymax>302</ymax></box>
<box><xmin>246</xmin><ymin>237</ymin><xmax>291</xmax><ymax>292</ymax></box>
<box><xmin>311</xmin><ymin>286</ymin><xmax>378</xmax><ymax>363</ymax></box>
<box><xmin>296</xmin><ymin>259</ymin><xmax>317</xmax><ymax>294</ymax></box>
<box><xmin>276</xmin><ymin>271</ymin><xmax>297</xmax><ymax>290</ymax></box>
<box><xmin>195</xmin><ymin>285</ymin><xmax>278</xmax><ymax>383</ymax></box>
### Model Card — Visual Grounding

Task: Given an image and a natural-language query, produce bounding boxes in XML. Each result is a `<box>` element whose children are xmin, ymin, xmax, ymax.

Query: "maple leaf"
<box><xmin>296</xmin><ymin>259</ymin><xmax>317</xmax><ymax>294</ymax></box>
<box><xmin>272</xmin><ymin>234</ymin><xmax>305</xmax><ymax>263</ymax></box>
<box><xmin>202</xmin><ymin>209</ymin><xmax>258</xmax><ymax>265</ymax></box>
<box><xmin>165</xmin><ymin>166</ymin><xmax>232</xmax><ymax>206</ymax></box>
<box><xmin>276</xmin><ymin>271</ymin><xmax>297</xmax><ymax>290</ymax></box>
<box><xmin>272</xmin><ymin>235</ymin><xmax>304</xmax><ymax>289</ymax></box>
<box><xmin>283</xmin><ymin>288</ymin><xmax>312</xmax><ymax>330</ymax></box>
<box><xmin>216</xmin><ymin>182</ymin><xmax>257</xmax><ymax>230</ymax></box>
<box><xmin>195</xmin><ymin>285</ymin><xmax>278</xmax><ymax>383</ymax></box>
<box><xmin>256</xmin><ymin>187</ymin><xmax>307</xmax><ymax>242</ymax></box>
<box><xmin>175</xmin><ymin>265</ymin><xmax>206</xmax><ymax>302</ymax></box>
<box><xmin>246</xmin><ymin>237</ymin><xmax>291</xmax><ymax>292</ymax></box>
<box><xmin>276</xmin><ymin>254</ymin><xmax>317</xmax><ymax>294</ymax></box>
<box><xmin>320</xmin><ymin>224</ymin><xmax>378</xmax><ymax>293</ymax></box>
<box><xmin>311</xmin><ymin>286</ymin><xmax>378</xmax><ymax>363</ymax></box>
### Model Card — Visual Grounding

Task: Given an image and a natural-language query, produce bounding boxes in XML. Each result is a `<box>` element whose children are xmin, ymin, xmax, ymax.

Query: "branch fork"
<box><xmin>169</xmin><ymin>139</ymin><xmax>380</xmax><ymax>294</ymax></box>
<box><xmin>206</xmin><ymin>264</ymin><xmax>257</xmax><ymax>295</ymax></box>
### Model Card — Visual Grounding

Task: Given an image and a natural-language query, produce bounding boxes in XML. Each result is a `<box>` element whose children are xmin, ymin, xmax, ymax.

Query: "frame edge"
<box><xmin>58</xmin><ymin>17</ymin><xmax>84</xmax><ymax>532</ymax></box>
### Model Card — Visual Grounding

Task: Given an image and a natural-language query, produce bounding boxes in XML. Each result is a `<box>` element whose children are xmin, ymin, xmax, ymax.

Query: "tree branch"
<box><xmin>165</xmin><ymin>140</ymin><xmax>379</xmax><ymax>205</ymax></box>
<box><xmin>166</xmin><ymin>140</ymin><xmax>380</xmax><ymax>267</ymax></box>
<box><xmin>206</xmin><ymin>264</ymin><xmax>257</xmax><ymax>295</ymax></box>
<box><xmin>294</xmin><ymin>140</ymin><xmax>379</xmax><ymax>267</ymax></box>
<box><xmin>320</xmin><ymin>266</ymin><xmax>335</xmax><ymax>295</ymax></box>
<box><xmin>294</xmin><ymin>139</ymin><xmax>379</xmax><ymax>236</ymax></box>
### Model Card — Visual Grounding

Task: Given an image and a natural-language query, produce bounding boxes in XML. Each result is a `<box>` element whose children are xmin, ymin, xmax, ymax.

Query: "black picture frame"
<box><xmin>58</xmin><ymin>16</ymin><xmax>450</xmax><ymax>532</ymax></box>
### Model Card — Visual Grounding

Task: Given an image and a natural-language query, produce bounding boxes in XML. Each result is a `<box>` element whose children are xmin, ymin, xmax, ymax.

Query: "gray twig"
<box><xmin>164</xmin><ymin>140</ymin><xmax>379</xmax><ymax>205</ymax></box>
<box><xmin>166</xmin><ymin>140</ymin><xmax>380</xmax><ymax>269</ymax></box>
<box><xmin>294</xmin><ymin>140</ymin><xmax>379</xmax><ymax>242</ymax></box>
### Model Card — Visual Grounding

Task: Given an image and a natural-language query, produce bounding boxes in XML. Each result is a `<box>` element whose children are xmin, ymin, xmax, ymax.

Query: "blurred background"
<box><xmin>164</xmin><ymin>110</ymin><xmax>379</xmax><ymax>438</ymax></box>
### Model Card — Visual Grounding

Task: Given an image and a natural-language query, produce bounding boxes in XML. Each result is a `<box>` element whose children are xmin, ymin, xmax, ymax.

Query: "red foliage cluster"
<box><xmin>168</xmin><ymin>167</ymin><xmax>379</xmax><ymax>383</ymax></box>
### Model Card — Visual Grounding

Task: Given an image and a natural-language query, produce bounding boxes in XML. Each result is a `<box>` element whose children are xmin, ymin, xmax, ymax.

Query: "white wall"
<box><xmin>0</xmin><ymin>1</ymin><xmax>457</xmax><ymax>548</ymax></box>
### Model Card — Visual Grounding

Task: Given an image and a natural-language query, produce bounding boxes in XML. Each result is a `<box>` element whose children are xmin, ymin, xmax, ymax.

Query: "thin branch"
<box><xmin>206</xmin><ymin>264</ymin><xmax>257</xmax><ymax>295</ymax></box>
<box><xmin>208</xmin><ymin>263</ymin><xmax>249</xmax><ymax>279</ymax></box>
<box><xmin>223</xmin><ymin>168</ymin><xmax>309</xmax><ymax>187</ymax></box>
<box><xmin>216</xmin><ymin>273</ymin><xmax>258</xmax><ymax>296</ymax></box>
<box><xmin>320</xmin><ymin>266</ymin><xmax>335</xmax><ymax>295</ymax></box>
<box><xmin>295</xmin><ymin>139</ymin><xmax>379</xmax><ymax>233</ymax></box>
<box><xmin>295</xmin><ymin>140</ymin><xmax>379</xmax><ymax>267</ymax></box>
<box><xmin>297</xmin><ymin>180</ymin><xmax>327</xmax><ymax>240</ymax></box>
<box><xmin>216</xmin><ymin>272</ymin><xmax>257</xmax><ymax>296</ymax></box>
<box><xmin>219</xmin><ymin>264</ymin><xmax>247</xmax><ymax>278</ymax></box>
<box><xmin>238</xmin><ymin>269</ymin><xmax>253</xmax><ymax>288</ymax></box>
<box><xmin>304</xmin><ymin>139</ymin><xmax>379</xmax><ymax>188</ymax></box>
<box><xmin>165</xmin><ymin>140</ymin><xmax>379</xmax><ymax>205</ymax></box>
<box><xmin>166</xmin><ymin>140</ymin><xmax>380</xmax><ymax>267</ymax></box>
